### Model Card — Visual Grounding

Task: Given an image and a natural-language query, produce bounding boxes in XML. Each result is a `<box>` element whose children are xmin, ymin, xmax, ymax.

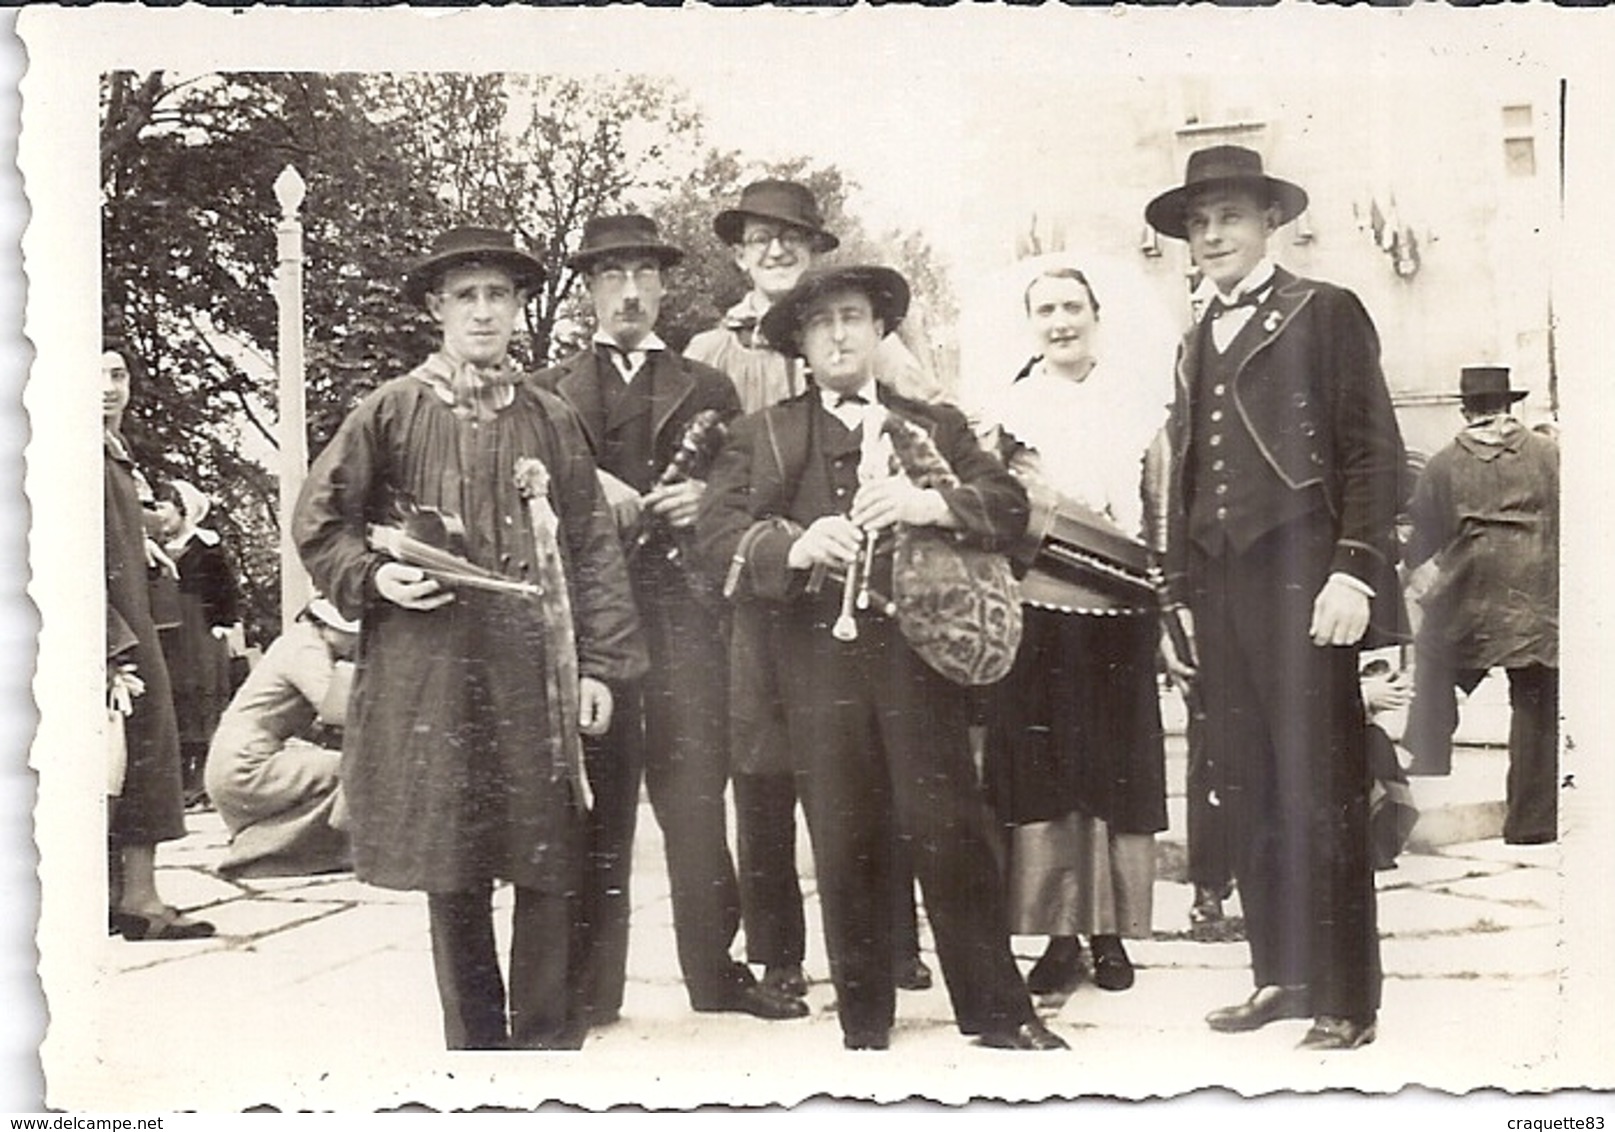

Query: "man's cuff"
<box><xmin>1329</xmin><ymin>571</ymin><xmax>1376</xmax><ymax>599</ymax></box>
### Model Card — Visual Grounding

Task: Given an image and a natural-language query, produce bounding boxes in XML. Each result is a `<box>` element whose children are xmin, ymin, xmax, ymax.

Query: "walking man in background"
<box><xmin>1402</xmin><ymin>365</ymin><xmax>1559</xmax><ymax>845</ymax></box>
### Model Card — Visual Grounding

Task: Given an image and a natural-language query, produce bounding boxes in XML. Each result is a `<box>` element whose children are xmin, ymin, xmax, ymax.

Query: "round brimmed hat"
<box><xmin>565</xmin><ymin>214</ymin><xmax>684</xmax><ymax>274</ymax></box>
<box><xmin>305</xmin><ymin>597</ymin><xmax>360</xmax><ymax>635</ymax></box>
<box><xmin>403</xmin><ymin>227</ymin><xmax>547</xmax><ymax>309</ymax></box>
<box><xmin>1145</xmin><ymin>145</ymin><xmax>1310</xmax><ymax>240</ymax></box>
<box><xmin>759</xmin><ymin>265</ymin><xmax>910</xmax><ymax>357</ymax></box>
<box><xmin>713</xmin><ymin>179</ymin><xmax>840</xmax><ymax>253</ymax></box>
<box><xmin>1459</xmin><ymin>365</ymin><xmax>1528</xmax><ymax>404</ymax></box>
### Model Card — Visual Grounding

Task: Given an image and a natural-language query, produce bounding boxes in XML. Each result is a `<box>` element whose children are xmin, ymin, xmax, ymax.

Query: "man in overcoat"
<box><xmin>694</xmin><ymin>264</ymin><xmax>1064</xmax><ymax>1053</ymax></box>
<box><xmin>685</xmin><ymin>178</ymin><xmax>937</xmax><ymax>1001</ymax></box>
<box><xmin>294</xmin><ymin>227</ymin><xmax>646</xmax><ymax>1050</ymax></box>
<box><xmin>1149</xmin><ymin>147</ymin><xmax>1406</xmax><ymax>1051</ymax></box>
<box><xmin>530</xmin><ymin>215</ymin><xmax>805</xmax><ymax>1023</ymax></box>
<box><xmin>1401</xmin><ymin>365</ymin><xmax>1559</xmax><ymax>844</ymax></box>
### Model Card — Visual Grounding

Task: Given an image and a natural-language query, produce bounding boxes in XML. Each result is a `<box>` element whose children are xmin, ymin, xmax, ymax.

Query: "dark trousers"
<box><xmin>1190</xmin><ymin>518</ymin><xmax>1382</xmax><ymax>1023</ymax></box>
<box><xmin>1405</xmin><ymin>661</ymin><xmax>1559</xmax><ymax>843</ymax></box>
<box><xmin>427</xmin><ymin>884</ymin><xmax>586</xmax><ymax>1050</ymax></box>
<box><xmin>1185</xmin><ymin>712</ymin><xmax>1234</xmax><ymax>893</ymax></box>
<box><xmin>582</xmin><ymin>580</ymin><xmax>748</xmax><ymax>1013</ymax></box>
<box><xmin>734</xmin><ymin>772</ymin><xmax>921</xmax><ymax>973</ymax></box>
<box><xmin>782</xmin><ymin>615</ymin><xmax>1033</xmax><ymax>1039</ymax></box>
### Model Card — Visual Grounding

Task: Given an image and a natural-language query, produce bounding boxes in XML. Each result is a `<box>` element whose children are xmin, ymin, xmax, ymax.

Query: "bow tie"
<box><xmin>1209</xmin><ymin>289</ymin><xmax>1268</xmax><ymax>318</ymax></box>
<box><xmin>836</xmin><ymin>393</ymin><xmax>870</xmax><ymax>407</ymax></box>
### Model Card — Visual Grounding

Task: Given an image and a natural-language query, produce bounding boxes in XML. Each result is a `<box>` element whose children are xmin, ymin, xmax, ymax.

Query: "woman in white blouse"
<box><xmin>979</xmin><ymin>260</ymin><xmax>1172</xmax><ymax>997</ymax></box>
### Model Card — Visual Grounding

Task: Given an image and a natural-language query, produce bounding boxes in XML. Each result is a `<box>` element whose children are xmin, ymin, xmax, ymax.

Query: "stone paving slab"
<box><xmin>1436</xmin><ymin>865</ymin><xmax>1564</xmax><ymax>908</ymax></box>
<box><xmin>1376</xmin><ymin>886</ymin><xmax>1558</xmax><ymax>935</ymax></box>
<box><xmin>1375</xmin><ymin>852</ymin><xmax>1512</xmax><ymax>890</ymax></box>
<box><xmin>1381</xmin><ymin>925</ymin><xmax>1562</xmax><ymax>980</ymax></box>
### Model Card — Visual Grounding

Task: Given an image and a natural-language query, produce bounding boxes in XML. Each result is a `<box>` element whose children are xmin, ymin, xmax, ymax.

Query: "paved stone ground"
<box><xmin>46</xmin><ymin>728</ymin><xmax>1611</xmax><ymax>1114</ymax></box>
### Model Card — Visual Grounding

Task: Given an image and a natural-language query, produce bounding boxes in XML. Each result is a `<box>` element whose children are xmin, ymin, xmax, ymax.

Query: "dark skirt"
<box><xmin>984</xmin><ymin>607</ymin><xmax>1168</xmax><ymax>834</ymax></box>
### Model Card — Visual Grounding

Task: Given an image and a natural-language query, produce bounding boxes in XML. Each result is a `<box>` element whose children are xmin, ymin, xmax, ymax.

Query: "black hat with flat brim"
<box><xmin>403</xmin><ymin>227</ymin><xmax>547</xmax><ymax>309</ymax></box>
<box><xmin>1459</xmin><ymin>365</ymin><xmax>1528</xmax><ymax>404</ymax></box>
<box><xmin>759</xmin><ymin>265</ymin><xmax>910</xmax><ymax>358</ymax></box>
<box><xmin>565</xmin><ymin>214</ymin><xmax>685</xmax><ymax>274</ymax></box>
<box><xmin>714</xmin><ymin>179</ymin><xmax>840</xmax><ymax>253</ymax></box>
<box><xmin>1145</xmin><ymin>145</ymin><xmax>1310</xmax><ymax>241</ymax></box>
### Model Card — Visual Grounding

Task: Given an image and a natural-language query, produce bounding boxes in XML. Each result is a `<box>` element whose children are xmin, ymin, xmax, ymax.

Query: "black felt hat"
<box><xmin>758</xmin><ymin>265</ymin><xmax>910</xmax><ymax>357</ymax></box>
<box><xmin>403</xmin><ymin>227</ymin><xmax>546</xmax><ymax>308</ymax></box>
<box><xmin>1145</xmin><ymin>145</ymin><xmax>1309</xmax><ymax>240</ymax></box>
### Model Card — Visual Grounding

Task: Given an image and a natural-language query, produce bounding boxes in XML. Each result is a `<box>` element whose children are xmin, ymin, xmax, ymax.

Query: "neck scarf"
<box><xmin>413</xmin><ymin>351</ymin><xmax>521</xmax><ymax>423</ymax></box>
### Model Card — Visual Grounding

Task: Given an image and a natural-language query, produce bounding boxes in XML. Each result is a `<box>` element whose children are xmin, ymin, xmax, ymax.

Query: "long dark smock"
<box><xmin>293</xmin><ymin>376</ymin><xmax>645</xmax><ymax>894</ymax></box>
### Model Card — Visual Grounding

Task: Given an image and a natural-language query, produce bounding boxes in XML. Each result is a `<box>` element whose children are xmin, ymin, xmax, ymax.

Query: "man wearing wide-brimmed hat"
<box><xmin>686</xmin><ymin>180</ymin><xmax>940</xmax><ymax>1004</ymax></box>
<box><xmin>695</xmin><ymin>264</ymin><xmax>1064</xmax><ymax>1054</ymax></box>
<box><xmin>1148</xmin><ymin>146</ymin><xmax>1406</xmax><ymax>1051</ymax></box>
<box><xmin>1402</xmin><ymin>365</ymin><xmax>1559</xmax><ymax>844</ymax></box>
<box><xmin>294</xmin><ymin>226</ymin><xmax>647</xmax><ymax>1050</ymax></box>
<box><xmin>685</xmin><ymin>178</ymin><xmax>941</xmax><ymax>414</ymax></box>
<box><xmin>531</xmin><ymin>217</ymin><xmax>807</xmax><ymax>1024</ymax></box>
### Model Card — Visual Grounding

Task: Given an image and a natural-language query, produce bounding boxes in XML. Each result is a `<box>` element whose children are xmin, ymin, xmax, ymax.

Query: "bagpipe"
<box><xmin>624</xmin><ymin>408</ymin><xmax>730</xmax><ymax>565</ymax></box>
<box><xmin>807</xmin><ymin>411</ymin><xmax>1023</xmax><ymax>688</ymax></box>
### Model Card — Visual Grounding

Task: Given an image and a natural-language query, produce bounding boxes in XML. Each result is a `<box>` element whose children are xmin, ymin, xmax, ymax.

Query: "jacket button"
<box><xmin>1301</xmin><ymin>422</ymin><xmax>1316</xmax><ymax>437</ymax></box>
<box><xmin>1215</xmin><ymin>483</ymin><xmax>1229</xmax><ymax>496</ymax></box>
<box><xmin>1210</xmin><ymin>409</ymin><xmax>1224</xmax><ymax>423</ymax></box>
<box><xmin>1209</xmin><ymin>434</ymin><xmax>1223</xmax><ymax>448</ymax></box>
<box><xmin>1215</xmin><ymin>506</ymin><xmax>1228</xmax><ymax>520</ymax></box>
<box><xmin>1294</xmin><ymin>394</ymin><xmax>1308</xmax><ymax>408</ymax></box>
<box><xmin>1213</xmin><ymin>383</ymin><xmax>1226</xmax><ymax>397</ymax></box>
<box><xmin>1310</xmin><ymin>452</ymin><xmax>1323</xmax><ymax>465</ymax></box>
<box><xmin>1212</xmin><ymin>459</ymin><xmax>1225</xmax><ymax>472</ymax></box>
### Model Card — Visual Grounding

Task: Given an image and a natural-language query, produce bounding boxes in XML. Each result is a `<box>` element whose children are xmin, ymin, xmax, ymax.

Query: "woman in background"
<box><xmin>152</xmin><ymin>478</ymin><xmax>241</xmax><ymax>807</ymax></box>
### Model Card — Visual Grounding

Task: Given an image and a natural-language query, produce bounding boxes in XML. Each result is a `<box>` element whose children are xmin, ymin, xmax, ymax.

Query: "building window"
<box><xmin>1503</xmin><ymin>104</ymin><xmax>1537</xmax><ymax>177</ymax></box>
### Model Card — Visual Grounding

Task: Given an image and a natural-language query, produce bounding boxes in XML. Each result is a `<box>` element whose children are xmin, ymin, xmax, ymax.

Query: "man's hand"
<box><xmin>578</xmin><ymin>676</ymin><xmax>613</xmax><ymax>737</ymax></box>
<box><xmin>597</xmin><ymin>469</ymin><xmax>644</xmax><ymax>533</ymax></box>
<box><xmin>374</xmin><ymin>562</ymin><xmax>455</xmax><ymax>611</ymax></box>
<box><xmin>849</xmin><ymin>478</ymin><xmax>951</xmax><ymax>532</ymax></box>
<box><xmin>643</xmin><ymin>479</ymin><xmax>705</xmax><ymax>530</ymax></box>
<box><xmin>1159</xmin><ymin>606</ymin><xmax>1198</xmax><ymax>684</ymax></box>
<box><xmin>1310</xmin><ymin>576</ymin><xmax>1370</xmax><ymax>646</ymax></box>
<box><xmin>787</xmin><ymin>514</ymin><xmax>864</xmax><ymax>571</ymax></box>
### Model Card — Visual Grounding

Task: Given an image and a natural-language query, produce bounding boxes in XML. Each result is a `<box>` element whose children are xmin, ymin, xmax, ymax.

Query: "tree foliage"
<box><xmin>100</xmin><ymin>71</ymin><xmax>953</xmax><ymax>641</ymax></box>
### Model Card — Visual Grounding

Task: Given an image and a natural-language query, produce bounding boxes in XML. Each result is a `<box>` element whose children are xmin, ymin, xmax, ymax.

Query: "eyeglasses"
<box><xmin>741</xmin><ymin>228</ymin><xmax>812</xmax><ymax>253</ymax></box>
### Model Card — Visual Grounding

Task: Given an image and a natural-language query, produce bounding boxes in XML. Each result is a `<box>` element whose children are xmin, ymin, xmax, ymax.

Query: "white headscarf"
<box><xmin>165</xmin><ymin>478</ymin><xmax>221</xmax><ymax>552</ymax></box>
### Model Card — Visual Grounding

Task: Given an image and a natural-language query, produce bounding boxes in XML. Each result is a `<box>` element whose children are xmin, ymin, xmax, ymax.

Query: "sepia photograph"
<box><xmin>13</xmin><ymin>3</ymin><xmax>1615</xmax><ymax>1116</ymax></box>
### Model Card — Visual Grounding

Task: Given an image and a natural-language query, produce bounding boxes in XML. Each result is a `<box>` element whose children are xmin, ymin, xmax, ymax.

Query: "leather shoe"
<box><xmin>1298</xmin><ymin>1015</ymin><xmax>1377</xmax><ymax>1050</ymax></box>
<box><xmin>895</xmin><ymin>956</ymin><xmax>933</xmax><ymax>992</ymax></box>
<box><xmin>695</xmin><ymin>981</ymin><xmax>810</xmax><ymax>1021</ymax></box>
<box><xmin>976</xmin><ymin>1019</ymin><xmax>1069</xmax><ymax>1051</ymax></box>
<box><xmin>116</xmin><ymin>907</ymin><xmax>216</xmax><ymax>942</ymax></box>
<box><xmin>1026</xmin><ymin>937</ymin><xmax>1082</xmax><ymax>996</ymax></box>
<box><xmin>1090</xmin><ymin>935</ymin><xmax>1135</xmax><ymax>992</ymax></box>
<box><xmin>761</xmin><ymin>963</ymin><xmax>809</xmax><ymax>999</ymax></box>
<box><xmin>842</xmin><ymin>1029</ymin><xmax>890</xmax><ymax>1051</ymax></box>
<box><xmin>1190</xmin><ymin>884</ymin><xmax>1229</xmax><ymax>926</ymax></box>
<box><xmin>1205</xmin><ymin>985</ymin><xmax>1311</xmax><ymax>1033</ymax></box>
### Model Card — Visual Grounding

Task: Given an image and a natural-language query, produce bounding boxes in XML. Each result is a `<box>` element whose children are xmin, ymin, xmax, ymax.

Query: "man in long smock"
<box><xmin>294</xmin><ymin>227</ymin><xmax>646</xmax><ymax>1051</ymax></box>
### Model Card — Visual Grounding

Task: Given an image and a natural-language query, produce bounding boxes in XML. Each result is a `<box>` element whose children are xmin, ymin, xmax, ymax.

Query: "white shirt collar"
<box><xmin>1213</xmin><ymin>257</ymin><xmax>1277</xmax><ymax>303</ymax></box>
<box><xmin>592</xmin><ymin>330</ymin><xmax>665</xmax><ymax>354</ymax></box>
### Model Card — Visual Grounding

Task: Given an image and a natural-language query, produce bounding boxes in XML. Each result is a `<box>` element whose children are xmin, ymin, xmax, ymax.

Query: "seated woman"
<box><xmin>978</xmin><ymin>258</ymin><xmax>1172</xmax><ymax>995</ymax></box>
<box><xmin>205</xmin><ymin>598</ymin><xmax>358</xmax><ymax>879</ymax></box>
